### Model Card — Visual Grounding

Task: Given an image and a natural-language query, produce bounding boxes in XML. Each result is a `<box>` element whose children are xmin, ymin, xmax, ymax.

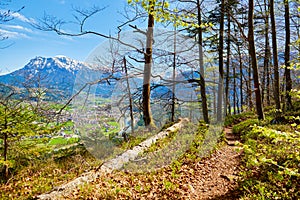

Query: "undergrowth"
<box><xmin>232</xmin><ymin>113</ymin><xmax>300</xmax><ymax>199</ymax></box>
<box><xmin>64</xmin><ymin>122</ymin><xmax>214</xmax><ymax>199</ymax></box>
<box><xmin>0</xmin><ymin>148</ymin><xmax>98</xmax><ymax>199</ymax></box>
<box><xmin>224</xmin><ymin>111</ymin><xmax>256</xmax><ymax>126</ymax></box>
<box><xmin>0</xmin><ymin>120</ymin><xmax>211</xmax><ymax>199</ymax></box>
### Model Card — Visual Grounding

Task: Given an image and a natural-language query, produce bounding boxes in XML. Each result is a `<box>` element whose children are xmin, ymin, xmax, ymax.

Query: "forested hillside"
<box><xmin>0</xmin><ymin>0</ymin><xmax>299</xmax><ymax>199</ymax></box>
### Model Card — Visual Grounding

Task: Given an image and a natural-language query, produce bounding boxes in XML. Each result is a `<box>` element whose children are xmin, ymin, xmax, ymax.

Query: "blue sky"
<box><xmin>0</xmin><ymin>0</ymin><xmax>128</xmax><ymax>74</ymax></box>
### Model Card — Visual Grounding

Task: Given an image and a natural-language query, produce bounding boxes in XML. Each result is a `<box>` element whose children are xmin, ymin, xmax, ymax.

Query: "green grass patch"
<box><xmin>48</xmin><ymin>136</ymin><xmax>79</xmax><ymax>146</ymax></box>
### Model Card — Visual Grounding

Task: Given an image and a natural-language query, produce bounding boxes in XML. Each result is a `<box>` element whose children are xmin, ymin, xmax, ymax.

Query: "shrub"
<box><xmin>224</xmin><ymin>111</ymin><xmax>255</xmax><ymax>126</ymax></box>
<box><xmin>232</xmin><ymin>118</ymin><xmax>260</xmax><ymax>135</ymax></box>
<box><xmin>239</xmin><ymin>126</ymin><xmax>300</xmax><ymax>199</ymax></box>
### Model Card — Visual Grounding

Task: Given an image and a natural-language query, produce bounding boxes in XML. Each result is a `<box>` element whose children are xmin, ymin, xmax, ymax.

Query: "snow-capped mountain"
<box><xmin>25</xmin><ymin>56</ymin><xmax>86</xmax><ymax>74</ymax></box>
<box><xmin>0</xmin><ymin>56</ymin><xmax>115</xmax><ymax>100</ymax></box>
<box><xmin>0</xmin><ymin>55</ymin><xmax>203</xmax><ymax>102</ymax></box>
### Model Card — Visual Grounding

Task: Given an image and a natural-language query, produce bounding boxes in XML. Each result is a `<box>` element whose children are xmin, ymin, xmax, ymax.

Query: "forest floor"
<box><xmin>187</xmin><ymin>126</ymin><xmax>242</xmax><ymax>199</ymax></box>
<box><xmin>40</xmin><ymin>126</ymin><xmax>243</xmax><ymax>200</ymax></box>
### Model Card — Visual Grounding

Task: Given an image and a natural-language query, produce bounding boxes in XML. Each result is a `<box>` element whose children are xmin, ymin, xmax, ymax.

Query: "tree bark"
<box><xmin>142</xmin><ymin>1</ymin><xmax>155</xmax><ymax>128</ymax></box>
<box><xmin>225</xmin><ymin>3</ymin><xmax>231</xmax><ymax>116</ymax></box>
<box><xmin>247</xmin><ymin>56</ymin><xmax>253</xmax><ymax>110</ymax></box>
<box><xmin>123</xmin><ymin>57</ymin><xmax>134</xmax><ymax>136</ymax></box>
<box><xmin>262</xmin><ymin>0</ymin><xmax>271</xmax><ymax>106</ymax></box>
<box><xmin>171</xmin><ymin>28</ymin><xmax>176</xmax><ymax>122</ymax></box>
<box><xmin>248</xmin><ymin>0</ymin><xmax>265</xmax><ymax>120</ymax></box>
<box><xmin>284</xmin><ymin>0</ymin><xmax>293</xmax><ymax>110</ymax></box>
<box><xmin>197</xmin><ymin>0</ymin><xmax>209</xmax><ymax>124</ymax></box>
<box><xmin>217</xmin><ymin>0</ymin><xmax>225</xmax><ymax>122</ymax></box>
<box><xmin>270</xmin><ymin>0</ymin><xmax>281</xmax><ymax>110</ymax></box>
<box><xmin>233</xmin><ymin>62</ymin><xmax>236</xmax><ymax>115</ymax></box>
<box><xmin>237</xmin><ymin>41</ymin><xmax>243</xmax><ymax>113</ymax></box>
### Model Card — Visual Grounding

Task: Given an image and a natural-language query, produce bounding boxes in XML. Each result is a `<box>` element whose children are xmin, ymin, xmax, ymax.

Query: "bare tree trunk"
<box><xmin>123</xmin><ymin>57</ymin><xmax>134</xmax><ymax>136</ymax></box>
<box><xmin>266</xmin><ymin>60</ymin><xmax>271</xmax><ymax>106</ymax></box>
<box><xmin>171</xmin><ymin>28</ymin><xmax>176</xmax><ymax>122</ymax></box>
<box><xmin>284</xmin><ymin>0</ymin><xmax>293</xmax><ymax>110</ymax></box>
<box><xmin>248</xmin><ymin>0</ymin><xmax>265</xmax><ymax>120</ymax></box>
<box><xmin>213</xmin><ymin>69</ymin><xmax>217</xmax><ymax>116</ymax></box>
<box><xmin>270</xmin><ymin>0</ymin><xmax>281</xmax><ymax>110</ymax></box>
<box><xmin>262</xmin><ymin>0</ymin><xmax>270</xmax><ymax>106</ymax></box>
<box><xmin>143</xmin><ymin>1</ymin><xmax>155</xmax><ymax>128</ymax></box>
<box><xmin>238</xmin><ymin>42</ymin><xmax>244</xmax><ymax>113</ymax></box>
<box><xmin>225</xmin><ymin>4</ymin><xmax>231</xmax><ymax>116</ymax></box>
<box><xmin>217</xmin><ymin>0</ymin><xmax>225</xmax><ymax>122</ymax></box>
<box><xmin>247</xmin><ymin>56</ymin><xmax>253</xmax><ymax>110</ymax></box>
<box><xmin>233</xmin><ymin>63</ymin><xmax>236</xmax><ymax>115</ymax></box>
<box><xmin>197</xmin><ymin>0</ymin><xmax>209</xmax><ymax>123</ymax></box>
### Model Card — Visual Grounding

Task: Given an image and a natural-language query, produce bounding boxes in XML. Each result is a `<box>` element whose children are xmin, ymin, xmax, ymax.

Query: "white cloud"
<box><xmin>1</xmin><ymin>24</ymin><xmax>33</xmax><ymax>33</ymax></box>
<box><xmin>0</xmin><ymin>29</ymin><xmax>30</xmax><ymax>39</ymax></box>
<box><xmin>10</xmin><ymin>12</ymin><xmax>36</xmax><ymax>24</ymax></box>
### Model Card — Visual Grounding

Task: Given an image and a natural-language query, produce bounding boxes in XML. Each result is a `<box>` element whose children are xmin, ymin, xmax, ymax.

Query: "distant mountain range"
<box><xmin>0</xmin><ymin>56</ymin><xmax>117</xmax><ymax>100</ymax></box>
<box><xmin>0</xmin><ymin>55</ymin><xmax>201</xmax><ymax>102</ymax></box>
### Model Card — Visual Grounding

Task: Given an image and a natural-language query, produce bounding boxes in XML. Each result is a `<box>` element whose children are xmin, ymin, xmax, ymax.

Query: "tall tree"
<box><xmin>248</xmin><ymin>0</ymin><xmax>265</xmax><ymax>120</ymax></box>
<box><xmin>225</xmin><ymin>1</ymin><xmax>232</xmax><ymax>116</ymax></box>
<box><xmin>142</xmin><ymin>0</ymin><xmax>155</xmax><ymax>127</ymax></box>
<box><xmin>270</xmin><ymin>0</ymin><xmax>281</xmax><ymax>110</ymax></box>
<box><xmin>196</xmin><ymin>0</ymin><xmax>209</xmax><ymax>123</ymax></box>
<box><xmin>237</xmin><ymin>41</ymin><xmax>244</xmax><ymax>113</ymax></box>
<box><xmin>217</xmin><ymin>0</ymin><xmax>225</xmax><ymax>122</ymax></box>
<box><xmin>284</xmin><ymin>0</ymin><xmax>293</xmax><ymax>110</ymax></box>
<box><xmin>262</xmin><ymin>0</ymin><xmax>271</xmax><ymax>106</ymax></box>
<box><xmin>247</xmin><ymin>56</ymin><xmax>253</xmax><ymax>109</ymax></box>
<box><xmin>233</xmin><ymin>59</ymin><xmax>237</xmax><ymax>114</ymax></box>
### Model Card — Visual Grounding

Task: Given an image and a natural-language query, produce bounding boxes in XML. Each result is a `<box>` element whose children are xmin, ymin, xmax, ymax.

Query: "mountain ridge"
<box><xmin>0</xmin><ymin>56</ymin><xmax>96</xmax><ymax>100</ymax></box>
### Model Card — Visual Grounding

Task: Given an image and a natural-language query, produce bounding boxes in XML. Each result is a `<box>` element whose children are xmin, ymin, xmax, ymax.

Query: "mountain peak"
<box><xmin>0</xmin><ymin>55</ymin><xmax>116</xmax><ymax>100</ymax></box>
<box><xmin>0</xmin><ymin>55</ymin><xmax>92</xmax><ymax>100</ymax></box>
<box><xmin>25</xmin><ymin>56</ymin><xmax>87</xmax><ymax>73</ymax></box>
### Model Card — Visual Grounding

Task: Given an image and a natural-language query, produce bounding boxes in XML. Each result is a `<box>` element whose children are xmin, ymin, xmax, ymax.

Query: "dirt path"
<box><xmin>186</xmin><ymin>126</ymin><xmax>242</xmax><ymax>199</ymax></box>
<box><xmin>67</xmin><ymin>126</ymin><xmax>243</xmax><ymax>200</ymax></box>
<box><xmin>36</xmin><ymin>125</ymin><xmax>243</xmax><ymax>199</ymax></box>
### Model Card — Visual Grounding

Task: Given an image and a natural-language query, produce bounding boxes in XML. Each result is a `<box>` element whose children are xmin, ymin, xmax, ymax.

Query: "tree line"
<box><xmin>2</xmin><ymin>0</ymin><xmax>300</xmax><ymax>127</ymax></box>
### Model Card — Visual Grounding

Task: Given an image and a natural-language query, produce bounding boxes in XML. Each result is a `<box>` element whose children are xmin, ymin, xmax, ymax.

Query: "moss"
<box><xmin>232</xmin><ymin>118</ymin><xmax>260</xmax><ymax>135</ymax></box>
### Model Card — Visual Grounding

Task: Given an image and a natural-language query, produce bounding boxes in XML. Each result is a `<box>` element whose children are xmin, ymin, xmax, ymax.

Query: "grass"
<box><xmin>0</xmin><ymin>114</ymin><xmax>225</xmax><ymax>199</ymax></box>
<box><xmin>53</xmin><ymin>122</ymin><xmax>222</xmax><ymax>199</ymax></box>
<box><xmin>48</xmin><ymin>136</ymin><xmax>79</xmax><ymax>146</ymax></box>
<box><xmin>0</xmin><ymin>149</ymin><xmax>98</xmax><ymax>200</ymax></box>
<box><xmin>7</xmin><ymin>100</ymin><xmax>300</xmax><ymax>200</ymax></box>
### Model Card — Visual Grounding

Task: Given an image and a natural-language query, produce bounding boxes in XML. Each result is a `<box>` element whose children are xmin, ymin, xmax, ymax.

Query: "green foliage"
<box><xmin>127</xmin><ymin>0</ymin><xmax>209</xmax><ymax>28</ymax></box>
<box><xmin>224</xmin><ymin>111</ymin><xmax>255</xmax><ymax>126</ymax></box>
<box><xmin>0</xmin><ymin>99</ymin><xmax>61</xmax><ymax>179</ymax></box>
<box><xmin>48</xmin><ymin>136</ymin><xmax>79</xmax><ymax>146</ymax></box>
<box><xmin>291</xmin><ymin>89</ymin><xmax>300</xmax><ymax>100</ymax></box>
<box><xmin>232</xmin><ymin>118</ymin><xmax>260</xmax><ymax>135</ymax></box>
<box><xmin>239</xmin><ymin>125</ymin><xmax>300</xmax><ymax>199</ymax></box>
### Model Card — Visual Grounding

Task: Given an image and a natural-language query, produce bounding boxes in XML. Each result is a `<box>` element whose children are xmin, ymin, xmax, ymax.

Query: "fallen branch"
<box><xmin>35</xmin><ymin>118</ymin><xmax>189</xmax><ymax>200</ymax></box>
